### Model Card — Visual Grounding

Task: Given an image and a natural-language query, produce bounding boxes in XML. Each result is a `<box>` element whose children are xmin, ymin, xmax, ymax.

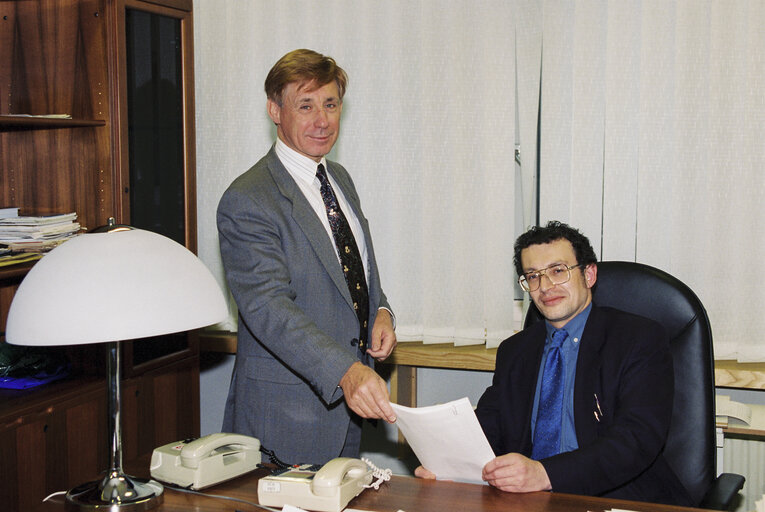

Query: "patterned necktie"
<box><xmin>531</xmin><ymin>328</ymin><xmax>569</xmax><ymax>460</ymax></box>
<box><xmin>316</xmin><ymin>164</ymin><xmax>370</xmax><ymax>352</ymax></box>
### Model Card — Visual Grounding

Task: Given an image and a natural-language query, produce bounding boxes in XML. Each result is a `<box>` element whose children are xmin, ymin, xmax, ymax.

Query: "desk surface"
<box><xmin>34</xmin><ymin>461</ymin><xmax>709</xmax><ymax>512</ymax></box>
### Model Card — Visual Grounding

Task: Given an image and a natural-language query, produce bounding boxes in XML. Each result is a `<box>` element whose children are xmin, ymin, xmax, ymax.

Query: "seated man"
<box><xmin>417</xmin><ymin>221</ymin><xmax>693</xmax><ymax>506</ymax></box>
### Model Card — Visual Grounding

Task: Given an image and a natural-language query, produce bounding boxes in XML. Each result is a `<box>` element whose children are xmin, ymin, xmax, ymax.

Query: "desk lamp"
<box><xmin>5</xmin><ymin>222</ymin><xmax>228</xmax><ymax>511</ymax></box>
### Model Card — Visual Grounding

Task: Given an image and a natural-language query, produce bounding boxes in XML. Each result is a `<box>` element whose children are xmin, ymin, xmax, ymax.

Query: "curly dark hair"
<box><xmin>513</xmin><ymin>221</ymin><xmax>597</xmax><ymax>276</ymax></box>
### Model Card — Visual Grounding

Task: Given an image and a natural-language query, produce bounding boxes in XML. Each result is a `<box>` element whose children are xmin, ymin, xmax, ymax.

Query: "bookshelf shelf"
<box><xmin>0</xmin><ymin>260</ymin><xmax>37</xmax><ymax>280</ymax></box>
<box><xmin>0</xmin><ymin>115</ymin><xmax>106</xmax><ymax>131</ymax></box>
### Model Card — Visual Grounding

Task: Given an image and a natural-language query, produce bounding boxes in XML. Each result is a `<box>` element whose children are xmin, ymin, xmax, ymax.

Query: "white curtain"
<box><xmin>194</xmin><ymin>1</ymin><xmax>539</xmax><ymax>347</ymax></box>
<box><xmin>538</xmin><ymin>0</ymin><xmax>765</xmax><ymax>361</ymax></box>
<box><xmin>194</xmin><ymin>0</ymin><xmax>763</xmax><ymax>359</ymax></box>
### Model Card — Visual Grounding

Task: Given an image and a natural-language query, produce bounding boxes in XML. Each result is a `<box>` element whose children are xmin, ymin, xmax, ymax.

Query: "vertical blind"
<box><xmin>538</xmin><ymin>1</ymin><xmax>765</xmax><ymax>361</ymax></box>
<box><xmin>194</xmin><ymin>0</ymin><xmax>763</xmax><ymax>360</ymax></box>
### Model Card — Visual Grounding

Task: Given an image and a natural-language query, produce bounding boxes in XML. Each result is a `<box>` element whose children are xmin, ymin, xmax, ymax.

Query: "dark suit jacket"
<box><xmin>475</xmin><ymin>305</ymin><xmax>693</xmax><ymax>506</ymax></box>
<box><xmin>217</xmin><ymin>146</ymin><xmax>390</xmax><ymax>464</ymax></box>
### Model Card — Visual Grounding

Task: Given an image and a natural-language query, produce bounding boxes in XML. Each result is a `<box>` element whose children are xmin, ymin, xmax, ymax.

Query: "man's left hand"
<box><xmin>367</xmin><ymin>308</ymin><xmax>396</xmax><ymax>361</ymax></box>
<box><xmin>482</xmin><ymin>453</ymin><xmax>552</xmax><ymax>493</ymax></box>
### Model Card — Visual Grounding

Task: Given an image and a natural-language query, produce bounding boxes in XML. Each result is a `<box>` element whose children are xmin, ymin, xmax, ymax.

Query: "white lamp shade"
<box><xmin>6</xmin><ymin>228</ymin><xmax>228</xmax><ymax>346</ymax></box>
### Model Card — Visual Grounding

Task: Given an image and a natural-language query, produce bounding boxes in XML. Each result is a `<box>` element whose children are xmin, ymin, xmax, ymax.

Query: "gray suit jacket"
<box><xmin>217</xmin><ymin>146</ymin><xmax>389</xmax><ymax>465</ymax></box>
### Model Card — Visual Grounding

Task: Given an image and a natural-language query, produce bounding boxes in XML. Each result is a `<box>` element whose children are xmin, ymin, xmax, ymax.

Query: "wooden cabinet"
<box><xmin>0</xmin><ymin>378</ymin><xmax>107</xmax><ymax>511</ymax></box>
<box><xmin>0</xmin><ymin>1</ymin><xmax>198</xmax><ymax>510</ymax></box>
<box><xmin>121</xmin><ymin>355</ymin><xmax>201</xmax><ymax>463</ymax></box>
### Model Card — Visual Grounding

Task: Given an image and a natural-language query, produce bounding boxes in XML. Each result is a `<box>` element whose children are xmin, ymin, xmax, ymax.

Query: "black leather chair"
<box><xmin>524</xmin><ymin>261</ymin><xmax>745</xmax><ymax>510</ymax></box>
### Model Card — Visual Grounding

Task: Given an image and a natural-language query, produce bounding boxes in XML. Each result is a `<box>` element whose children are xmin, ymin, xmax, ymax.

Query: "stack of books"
<box><xmin>0</xmin><ymin>210</ymin><xmax>81</xmax><ymax>266</ymax></box>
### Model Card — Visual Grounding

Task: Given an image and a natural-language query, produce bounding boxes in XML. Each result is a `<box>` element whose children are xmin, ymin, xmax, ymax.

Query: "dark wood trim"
<box><xmin>111</xmin><ymin>0</ymin><xmax>197</xmax><ymax>252</ymax></box>
<box><xmin>128</xmin><ymin>0</ymin><xmax>192</xmax><ymax>12</ymax></box>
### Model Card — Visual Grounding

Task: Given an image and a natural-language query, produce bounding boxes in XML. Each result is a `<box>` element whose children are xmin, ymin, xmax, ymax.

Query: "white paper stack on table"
<box><xmin>391</xmin><ymin>397</ymin><xmax>495</xmax><ymax>484</ymax></box>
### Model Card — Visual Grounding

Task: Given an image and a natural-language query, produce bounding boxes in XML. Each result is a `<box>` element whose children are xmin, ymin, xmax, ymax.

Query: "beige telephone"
<box><xmin>150</xmin><ymin>433</ymin><xmax>261</xmax><ymax>489</ymax></box>
<box><xmin>257</xmin><ymin>457</ymin><xmax>373</xmax><ymax>512</ymax></box>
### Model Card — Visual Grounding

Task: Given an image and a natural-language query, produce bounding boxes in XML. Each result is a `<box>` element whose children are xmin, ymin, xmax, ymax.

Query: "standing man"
<box><xmin>217</xmin><ymin>49</ymin><xmax>397</xmax><ymax>465</ymax></box>
<box><xmin>416</xmin><ymin>221</ymin><xmax>692</xmax><ymax>506</ymax></box>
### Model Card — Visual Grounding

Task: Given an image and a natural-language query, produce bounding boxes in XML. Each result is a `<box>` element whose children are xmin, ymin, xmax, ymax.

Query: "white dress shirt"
<box><xmin>274</xmin><ymin>139</ymin><xmax>370</xmax><ymax>279</ymax></box>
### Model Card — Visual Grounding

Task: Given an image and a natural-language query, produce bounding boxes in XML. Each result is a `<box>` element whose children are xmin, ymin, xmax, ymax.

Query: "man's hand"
<box><xmin>367</xmin><ymin>308</ymin><xmax>396</xmax><ymax>361</ymax></box>
<box><xmin>339</xmin><ymin>361</ymin><xmax>397</xmax><ymax>423</ymax></box>
<box><xmin>414</xmin><ymin>466</ymin><xmax>436</xmax><ymax>479</ymax></box>
<box><xmin>482</xmin><ymin>453</ymin><xmax>552</xmax><ymax>493</ymax></box>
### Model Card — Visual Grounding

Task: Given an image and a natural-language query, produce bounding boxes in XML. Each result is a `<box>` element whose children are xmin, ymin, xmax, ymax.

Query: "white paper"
<box><xmin>716</xmin><ymin>395</ymin><xmax>753</xmax><ymax>425</ymax></box>
<box><xmin>391</xmin><ymin>397</ymin><xmax>495</xmax><ymax>484</ymax></box>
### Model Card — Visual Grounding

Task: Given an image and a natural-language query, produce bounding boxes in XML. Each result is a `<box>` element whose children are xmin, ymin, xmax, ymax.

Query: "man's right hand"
<box><xmin>339</xmin><ymin>361</ymin><xmax>397</xmax><ymax>423</ymax></box>
<box><xmin>482</xmin><ymin>453</ymin><xmax>552</xmax><ymax>492</ymax></box>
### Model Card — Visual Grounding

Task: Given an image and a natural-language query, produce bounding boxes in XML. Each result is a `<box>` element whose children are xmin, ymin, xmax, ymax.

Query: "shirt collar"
<box><xmin>274</xmin><ymin>138</ymin><xmax>327</xmax><ymax>185</ymax></box>
<box><xmin>544</xmin><ymin>302</ymin><xmax>593</xmax><ymax>346</ymax></box>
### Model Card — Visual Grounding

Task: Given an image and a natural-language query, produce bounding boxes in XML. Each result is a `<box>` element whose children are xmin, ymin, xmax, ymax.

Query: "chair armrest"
<box><xmin>699</xmin><ymin>473</ymin><xmax>745</xmax><ymax>511</ymax></box>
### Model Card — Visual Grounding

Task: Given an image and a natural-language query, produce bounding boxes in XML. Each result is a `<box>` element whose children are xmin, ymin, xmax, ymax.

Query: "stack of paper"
<box><xmin>0</xmin><ymin>212</ymin><xmax>79</xmax><ymax>241</ymax></box>
<box><xmin>0</xmin><ymin>213</ymin><xmax>81</xmax><ymax>260</ymax></box>
<box><xmin>716</xmin><ymin>395</ymin><xmax>753</xmax><ymax>427</ymax></box>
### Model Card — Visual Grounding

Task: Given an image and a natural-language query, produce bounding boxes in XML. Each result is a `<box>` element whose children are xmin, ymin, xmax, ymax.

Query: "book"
<box><xmin>1</xmin><ymin>238</ymin><xmax>70</xmax><ymax>252</ymax></box>
<box><xmin>0</xmin><ymin>207</ymin><xmax>19</xmax><ymax>219</ymax></box>
<box><xmin>0</xmin><ymin>252</ymin><xmax>43</xmax><ymax>267</ymax></box>
<box><xmin>2</xmin><ymin>113</ymin><xmax>72</xmax><ymax>119</ymax></box>
<box><xmin>0</xmin><ymin>212</ymin><xmax>77</xmax><ymax>226</ymax></box>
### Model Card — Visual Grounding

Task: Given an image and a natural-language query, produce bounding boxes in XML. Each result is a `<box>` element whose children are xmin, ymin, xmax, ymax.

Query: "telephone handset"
<box><xmin>150</xmin><ymin>433</ymin><xmax>261</xmax><ymax>489</ymax></box>
<box><xmin>258</xmin><ymin>457</ymin><xmax>373</xmax><ymax>512</ymax></box>
<box><xmin>311</xmin><ymin>458</ymin><xmax>369</xmax><ymax>496</ymax></box>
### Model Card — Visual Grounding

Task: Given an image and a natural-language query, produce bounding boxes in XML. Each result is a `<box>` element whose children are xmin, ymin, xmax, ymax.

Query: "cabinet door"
<box><xmin>0</xmin><ymin>383</ymin><xmax>107</xmax><ymax>511</ymax></box>
<box><xmin>114</xmin><ymin>0</ymin><xmax>195</xmax><ymax>249</ymax></box>
<box><xmin>122</xmin><ymin>356</ymin><xmax>200</xmax><ymax>462</ymax></box>
<box><xmin>114</xmin><ymin>0</ymin><xmax>199</xmax><ymax>377</ymax></box>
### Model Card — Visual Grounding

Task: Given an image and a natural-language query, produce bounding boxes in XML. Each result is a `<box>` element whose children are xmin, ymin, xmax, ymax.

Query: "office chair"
<box><xmin>524</xmin><ymin>261</ymin><xmax>745</xmax><ymax>510</ymax></box>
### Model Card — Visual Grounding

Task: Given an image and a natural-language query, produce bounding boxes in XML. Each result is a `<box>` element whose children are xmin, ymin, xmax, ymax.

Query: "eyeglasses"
<box><xmin>518</xmin><ymin>263</ymin><xmax>583</xmax><ymax>292</ymax></box>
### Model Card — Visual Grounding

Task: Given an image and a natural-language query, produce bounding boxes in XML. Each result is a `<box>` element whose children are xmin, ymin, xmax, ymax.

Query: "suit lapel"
<box><xmin>265</xmin><ymin>150</ymin><xmax>354</xmax><ymax>309</ymax></box>
<box><xmin>515</xmin><ymin>323</ymin><xmax>546</xmax><ymax>454</ymax></box>
<box><xmin>573</xmin><ymin>306</ymin><xmax>606</xmax><ymax>446</ymax></box>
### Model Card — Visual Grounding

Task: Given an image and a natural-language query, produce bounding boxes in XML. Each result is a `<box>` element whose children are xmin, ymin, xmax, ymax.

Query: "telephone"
<box><xmin>257</xmin><ymin>457</ymin><xmax>373</xmax><ymax>512</ymax></box>
<box><xmin>150</xmin><ymin>432</ymin><xmax>261</xmax><ymax>489</ymax></box>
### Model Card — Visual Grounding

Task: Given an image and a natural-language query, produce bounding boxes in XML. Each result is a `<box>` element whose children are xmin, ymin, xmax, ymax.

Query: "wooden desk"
<box><xmin>718</xmin><ymin>403</ymin><xmax>765</xmax><ymax>438</ymax></box>
<box><xmin>199</xmin><ymin>330</ymin><xmax>765</xmax><ymax>391</ymax></box>
<box><xmin>199</xmin><ymin>332</ymin><xmax>765</xmax><ymax>441</ymax></box>
<box><xmin>33</xmin><ymin>459</ymin><xmax>709</xmax><ymax>512</ymax></box>
<box><xmin>381</xmin><ymin>341</ymin><xmax>496</xmax><ymax>412</ymax></box>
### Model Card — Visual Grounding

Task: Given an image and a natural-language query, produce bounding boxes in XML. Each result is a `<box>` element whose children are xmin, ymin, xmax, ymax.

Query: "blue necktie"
<box><xmin>316</xmin><ymin>164</ymin><xmax>370</xmax><ymax>353</ymax></box>
<box><xmin>531</xmin><ymin>328</ymin><xmax>569</xmax><ymax>460</ymax></box>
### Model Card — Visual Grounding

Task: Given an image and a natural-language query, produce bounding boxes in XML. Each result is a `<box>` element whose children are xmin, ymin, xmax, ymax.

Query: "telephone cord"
<box><xmin>361</xmin><ymin>457</ymin><xmax>392</xmax><ymax>490</ymax></box>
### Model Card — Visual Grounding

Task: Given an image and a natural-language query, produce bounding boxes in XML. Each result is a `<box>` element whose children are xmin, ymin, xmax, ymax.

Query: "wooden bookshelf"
<box><xmin>0</xmin><ymin>1</ymin><xmax>198</xmax><ymax>509</ymax></box>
